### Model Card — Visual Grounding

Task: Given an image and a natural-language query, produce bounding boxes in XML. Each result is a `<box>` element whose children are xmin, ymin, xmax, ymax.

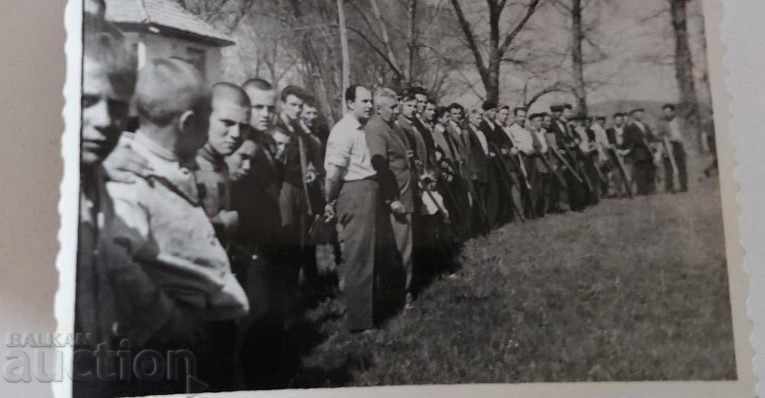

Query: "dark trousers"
<box><xmin>520</xmin><ymin>156</ymin><xmax>537</xmax><ymax>219</ymax></box>
<box><xmin>583</xmin><ymin>154</ymin><xmax>601</xmax><ymax>205</ymax></box>
<box><xmin>534</xmin><ymin>172</ymin><xmax>555</xmax><ymax>217</ymax></box>
<box><xmin>472</xmin><ymin>179</ymin><xmax>490</xmax><ymax>234</ymax></box>
<box><xmin>337</xmin><ymin>179</ymin><xmax>380</xmax><ymax>331</ymax></box>
<box><xmin>663</xmin><ymin>141</ymin><xmax>688</xmax><ymax>192</ymax></box>
<box><xmin>633</xmin><ymin>161</ymin><xmax>657</xmax><ymax>195</ymax></box>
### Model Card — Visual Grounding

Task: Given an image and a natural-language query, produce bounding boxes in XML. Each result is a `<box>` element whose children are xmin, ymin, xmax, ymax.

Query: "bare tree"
<box><xmin>448</xmin><ymin>0</ymin><xmax>543</xmax><ymax>104</ymax></box>
<box><xmin>669</xmin><ymin>0</ymin><xmax>702</xmax><ymax>151</ymax></box>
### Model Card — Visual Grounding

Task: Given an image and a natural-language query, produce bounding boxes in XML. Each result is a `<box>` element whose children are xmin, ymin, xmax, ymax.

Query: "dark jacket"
<box><xmin>365</xmin><ymin>115</ymin><xmax>415</xmax><ymax>212</ymax></box>
<box><xmin>466</xmin><ymin>124</ymin><xmax>491</xmax><ymax>183</ymax></box>
<box><xmin>623</xmin><ymin>121</ymin><xmax>656</xmax><ymax>164</ymax></box>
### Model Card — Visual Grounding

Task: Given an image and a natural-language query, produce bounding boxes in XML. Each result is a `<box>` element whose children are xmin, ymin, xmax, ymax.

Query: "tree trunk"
<box><xmin>407</xmin><ymin>0</ymin><xmax>418</xmax><ymax>84</ymax></box>
<box><xmin>485</xmin><ymin>57</ymin><xmax>501</xmax><ymax>104</ymax></box>
<box><xmin>571</xmin><ymin>0</ymin><xmax>588</xmax><ymax>115</ymax></box>
<box><xmin>337</xmin><ymin>0</ymin><xmax>351</xmax><ymax>110</ymax></box>
<box><xmin>670</xmin><ymin>0</ymin><xmax>702</xmax><ymax>153</ymax></box>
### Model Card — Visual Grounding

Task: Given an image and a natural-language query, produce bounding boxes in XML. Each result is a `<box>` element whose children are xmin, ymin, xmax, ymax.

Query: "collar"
<box><xmin>133</xmin><ymin>130</ymin><xmax>177</xmax><ymax>161</ymax></box>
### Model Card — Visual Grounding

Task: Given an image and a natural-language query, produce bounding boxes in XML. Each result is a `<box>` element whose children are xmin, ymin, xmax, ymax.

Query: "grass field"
<box><xmin>288</xmin><ymin>175</ymin><xmax>736</xmax><ymax>387</ymax></box>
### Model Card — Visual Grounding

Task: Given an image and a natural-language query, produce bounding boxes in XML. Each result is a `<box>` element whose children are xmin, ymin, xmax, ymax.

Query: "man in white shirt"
<box><xmin>659</xmin><ymin>103</ymin><xmax>688</xmax><ymax>192</ymax></box>
<box><xmin>506</xmin><ymin>107</ymin><xmax>536</xmax><ymax>218</ymax></box>
<box><xmin>323</xmin><ymin>84</ymin><xmax>379</xmax><ymax>332</ymax></box>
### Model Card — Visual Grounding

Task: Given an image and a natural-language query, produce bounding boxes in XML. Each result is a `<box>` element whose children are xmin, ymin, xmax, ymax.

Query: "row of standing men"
<box><xmin>321</xmin><ymin>87</ymin><xmax>690</xmax><ymax>337</ymax></box>
<box><xmin>75</xmin><ymin>12</ymin><xmax>690</xmax><ymax>396</ymax></box>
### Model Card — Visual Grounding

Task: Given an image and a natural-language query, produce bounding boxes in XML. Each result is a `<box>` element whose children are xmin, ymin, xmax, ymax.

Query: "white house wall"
<box><xmin>120</xmin><ymin>31</ymin><xmax>224</xmax><ymax>83</ymax></box>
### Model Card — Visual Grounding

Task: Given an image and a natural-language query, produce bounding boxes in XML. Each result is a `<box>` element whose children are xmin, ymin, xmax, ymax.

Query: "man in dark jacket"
<box><xmin>623</xmin><ymin>108</ymin><xmax>658</xmax><ymax>195</ymax></box>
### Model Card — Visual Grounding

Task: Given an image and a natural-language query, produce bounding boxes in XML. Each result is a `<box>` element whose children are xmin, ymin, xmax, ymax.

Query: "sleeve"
<box><xmin>324</xmin><ymin>124</ymin><xmax>353</xmax><ymax>172</ymax></box>
<box><xmin>106</xmin><ymin>180</ymin><xmax>150</xmax><ymax>255</ymax></box>
<box><xmin>104</xmin><ymin>181</ymin><xmax>199</xmax><ymax>346</ymax></box>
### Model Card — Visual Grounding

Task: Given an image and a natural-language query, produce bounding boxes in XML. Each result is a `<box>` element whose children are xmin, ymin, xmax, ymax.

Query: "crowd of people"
<box><xmin>75</xmin><ymin>4</ymin><xmax>700</xmax><ymax>397</ymax></box>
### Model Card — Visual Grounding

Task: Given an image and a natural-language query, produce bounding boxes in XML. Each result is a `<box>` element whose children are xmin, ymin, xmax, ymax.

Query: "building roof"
<box><xmin>105</xmin><ymin>0</ymin><xmax>235</xmax><ymax>47</ymax></box>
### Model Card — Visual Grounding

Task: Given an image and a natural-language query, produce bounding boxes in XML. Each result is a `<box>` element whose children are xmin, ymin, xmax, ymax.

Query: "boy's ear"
<box><xmin>178</xmin><ymin>110</ymin><xmax>196</xmax><ymax>133</ymax></box>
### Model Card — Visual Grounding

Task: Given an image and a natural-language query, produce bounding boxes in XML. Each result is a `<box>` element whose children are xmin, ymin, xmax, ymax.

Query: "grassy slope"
<box><xmin>292</xmin><ymin>176</ymin><xmax>736</xmax><ymax>387</ymax></box>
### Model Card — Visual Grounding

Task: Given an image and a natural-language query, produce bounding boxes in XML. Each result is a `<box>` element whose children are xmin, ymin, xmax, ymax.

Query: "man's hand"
<box><xmin>305</xmin><ymin>170</ymin><xmax>317</xmax><ymax>184</ymax></box>
<box><xmin>323</xmin><ymin>203</ymin><xmax>336</xmax><ymax>222</ymax></box>
<box><xmin>103</xmin><ymin>142</ymin><xmax>153</xmax><ymax>183</ymax></box>
<box><xmin>389</xmin><ymin>200</ymin><xmax>406</xmax><ymax>216</ymax></box>
<box><xmin>215</xmin><ymin>210</ymin><xmax>239</xmax><ymax>234</ymax></box>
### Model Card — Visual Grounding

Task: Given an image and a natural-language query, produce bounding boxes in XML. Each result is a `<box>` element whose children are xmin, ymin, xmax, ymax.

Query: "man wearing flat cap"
<box><xmin>623</xmin><ymin>108</ymin><xmax>658</xmax><ymax>195</ymax></box>
<box><xmin>606</xmin><ymin>112</ymin><xmax>633</xmax><ymax>197</ymax></box>
<box><xmin>548</xmin><ymin>104</ymin><xmax>588</xmax><ymax>211</ymax></box>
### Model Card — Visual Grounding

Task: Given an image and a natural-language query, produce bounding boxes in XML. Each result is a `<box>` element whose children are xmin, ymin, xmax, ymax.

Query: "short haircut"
<box><xmin>613</xmin><ymin>112</ymin><xmax>625</xmax><ymax>118</ymax></box>
<box><xmin>410</xmin><ymin>86</ymin><xmax>428</xmax><ymax>96</ymax></box>
<box><xmin>482</xmin><ymin>101</ymin><xmax>497</xmax><ymax>111</ymax></box>
<box><xmin>134</xmin><ymin>58</ymin><xmax>210</xmax><ymax>127</ymax></box>
<box><xmin>499</xmin><ymin>105</ymin><xmax>510</xmax><ymax>111</ymax></box>
<box><xmin>374</xmin><ymin>87</ymin><xmax>398</xmax><ymax>104</ymax></box>
<box><xmin>513</xmin><ymin>106</ymin><xmax>527</xmax><ymax>116</ymax></box>
<box><xmin>242</xmin><ymin>77</ymin><xmax>273</xmax><ymax>91</ymax></box>
<box><xmin>212</xmin><ymin>82</ymin><xmax>251</xmax><ymax>107</ymax></box>
<box><xmin>596</xmin><ymin>116</ymin><xmax>606</xmax><ymax>121</ymax></box>
<box><xmin>400</xmin><ymin>90</ymin><xmax>417</xmax><ymax>102</ymax></box>
<box><xmin>662</xmin><ymin>103</ymin><xmax>676</xmax><ymax>111</ymax></box>
<box><xmin>345</xmin><ymin>84</ymin><xmax>366</xmax><ymax>104</ymax></box>
<box><xmin>302</xmin><ymin>94</ymin><xmax>318</xmax><ymax>108</ymax></box>
<box><xmin>563</xmin><ymin>103</ymin><xmax>573</xmax><ymax>110</ymax></box>
<box><xmin>434</xmin><ymin>106</ymin><xmax>450</xmax><ymax>121</ymax></box>
<box><xmin>529</xmin><ymin>113</ymin><xmax>544</xmax><ymax>120</ymax></box>
<box><xmin>426</xmin><ymin>98</ymin><xmax>437</xmax><ymax>107</ymax></box>
<box><xmin>83</xmin><ymin>14</ymin><xmax>136</xmax><ymax>98</ymax></box>
<box><xmin>448</xmin><ymin>102</ymin><xmax>464</xmax><ymax>112</ymax></box>
<box><xmin>280</xmin><ymin>85</ymin><xmax>306</xmax><ymax>102</ymax></box>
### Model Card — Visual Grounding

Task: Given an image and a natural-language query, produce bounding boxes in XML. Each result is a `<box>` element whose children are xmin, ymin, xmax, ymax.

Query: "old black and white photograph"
<box><xmin>71</xmin><ymin>0</ymin><xmax>735</xmax><ymax>396</ymax></box>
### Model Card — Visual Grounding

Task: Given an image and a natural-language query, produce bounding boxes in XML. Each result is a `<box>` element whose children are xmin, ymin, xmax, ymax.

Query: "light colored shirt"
<box><xmin>507</xmin><ymin>123</ymin><xmax>535</xmax><ymax>154</ymax></box>
<box><xmin>591</xmin><ymin>124</ymin><xmax>609</xmax><ymax>146</ymax></box>
<box><xmin>106</xmin><ymin>131</ymin><xmax>249</xmax><ymax>321</ymax></box>
<box><xmin>613</xmin><ymin>126</ymin><xmax>625</xmax><ymax>145</ymax></box>
<box><xmin>324</xmin><ymin>113</ymin><xmax>376</xmax><ymax>181</ymax></box>
<box><xmin>667</xmin><ymin>117</ymin><xmax>684</xmax><ymax>143</ymax></box>
<box><xmin>532</xmin><ymin>128</ymin><xmax>549</xmax><ymax>153</ymax></box>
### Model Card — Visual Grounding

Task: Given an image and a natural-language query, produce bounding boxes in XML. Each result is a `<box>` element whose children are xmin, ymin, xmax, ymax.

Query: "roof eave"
<box><xmin>113</xmin><ymin>22</ymin><xmax>236</xmax><ymax>47</ymax></box>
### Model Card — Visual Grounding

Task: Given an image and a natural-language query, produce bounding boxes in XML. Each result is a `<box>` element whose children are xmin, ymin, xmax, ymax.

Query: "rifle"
<box><xmin>539</xmin><ymin>151</ymin><xmax>567</xmax><ymax>187</ymax></box>
<box><xmin>490</xmin><ymin>154</ymin><xmax>525</xmax><ymax>223</ymax></box>
<box><xmin>609</xmin><ymin>147</ymin><xmax>633</xmax><ymax>198</ymax></box>
<box><xmin>515</xmin><ymin>152</ymin><xmax>533</xmax><ymax>192</ymax></box>
<box><xmin>297</xmin><ymin>133</ymin><xmax>319</xmax><ymax>248</ymax></box>
<box><xmin>662</xmin><ymin>136</ymin><xmax>679</xmax><ymax>191</ymax></box>
<box><xmin>550</xmin><ymin>145</ymin><xmax>584</xmax><ymax>184</ymax></box>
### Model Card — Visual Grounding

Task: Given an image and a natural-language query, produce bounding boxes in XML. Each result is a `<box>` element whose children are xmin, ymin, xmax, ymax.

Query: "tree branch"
<box><xmin>449</xmin><ymin>0</ymin><xmax>489</xmax><ymax>82</ymax></box>
<box><xmin>497</xmin><ymin>0</ymin><xmax>543</xmax><ymax>58</ymax></box>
